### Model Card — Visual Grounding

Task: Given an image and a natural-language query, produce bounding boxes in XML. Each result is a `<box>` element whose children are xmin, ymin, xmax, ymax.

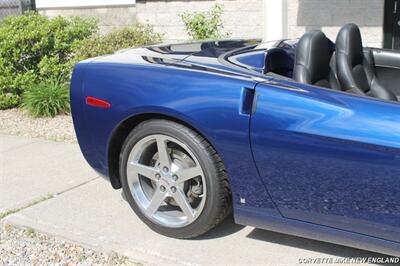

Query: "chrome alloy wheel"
<box><xmin>126</xmin><ymin>134</ymin><xmax>206</xmax><ymax>228</ymax></box>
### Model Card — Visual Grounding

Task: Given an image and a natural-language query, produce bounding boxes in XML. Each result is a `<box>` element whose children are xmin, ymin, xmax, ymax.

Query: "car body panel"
<box><xmin>71</xmin><ymin>54</ymin><xmax>278</xmax><ymax>213</ymax></box>
<box><xmin>70</xmin><ymin>39</ymin><xmax>400</xmax><ymax>256</ymax></box>
<box><xmin>251</xmin><ymin>79</ymin><xmax>400</xmax><ymax>244</ymax></box>
<box><xmin>235</xmin><ymin>205</ymin><xmax>400</xmax><ymax>257</ymax></box>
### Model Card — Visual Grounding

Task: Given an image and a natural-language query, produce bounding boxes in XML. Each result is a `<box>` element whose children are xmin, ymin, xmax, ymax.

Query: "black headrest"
<box><xmin>265</xmin><ymin>48</ymin><xmax>294</xmax><ymax>70</ymax></box>
<box><xmin>294</xmin><ymin>30</ymin><xmax>330</xmax><ymax>84</ymax></box>
<box><xmin>335</xmin><ymin>23</ymin><xmax>363</xmax><ymax>66</ymax></box>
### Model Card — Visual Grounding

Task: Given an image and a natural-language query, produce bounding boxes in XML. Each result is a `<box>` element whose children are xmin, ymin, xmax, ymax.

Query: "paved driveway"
<box><xmin>0</xmin><ymin>134</ymin><xmax>384</xmax><ymax>265</ymax></box>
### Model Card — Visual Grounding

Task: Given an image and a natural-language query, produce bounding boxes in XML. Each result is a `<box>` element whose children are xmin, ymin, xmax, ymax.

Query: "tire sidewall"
<box><xmin>119</xmin><ymin>120</ymin><xmax>222</xmax><ymax>238</ymax></box>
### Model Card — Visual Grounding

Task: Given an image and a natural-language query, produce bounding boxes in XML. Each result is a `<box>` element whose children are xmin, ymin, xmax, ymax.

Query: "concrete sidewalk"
<box><xmin>0</xmin><ymin>134</ymin><xmax>382</xmax><ymax>265</ymax></box>
<box><xmin>0</xmin><ymin>135</ymin><xmax>98</xmax><ymax>212</ymax></box>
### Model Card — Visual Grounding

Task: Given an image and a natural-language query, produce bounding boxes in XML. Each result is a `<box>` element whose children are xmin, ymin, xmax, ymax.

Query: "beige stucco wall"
<box><xmin>136</xmin><ymin>0</ymin><xmax>264</xmax><ymax>42</ymax></box>
<box><xmin>39</xmin><ymin>6</ymin><xmax>137</xmax><ymax>34</ymax></box>
<box><xmin>286</xmin><ymin>0</ymin><xmax>385</xmax><ymax>47</ymax></box>
<box><xmin>38</xmin><ymin>0</ymin><xmax>385</xmax><ymax>46</ymax></box>
<box><xmin>38</xmin><ymin>0</ymin><xmax>264</xmax><ymax>42</ymax></box>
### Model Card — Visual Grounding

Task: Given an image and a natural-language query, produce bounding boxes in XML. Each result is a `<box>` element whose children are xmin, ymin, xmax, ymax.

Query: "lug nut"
<box><xmin>172</xmin><ymin>175</ymin><xmax>178</xmax><ymax>181</ymax></box>
<box><xmin>163</xmin><ymin>167</ymin><xmax>169</xmax><ymax>173</ymax></box>
<box><xmin>160</xmin><ymin>186</ymin><xmax>166</xmax><ymax>192</ymax></box>
<box><xmin>171</xmin><ymin>186</ymin><xmax>177</xmax><ymax>193</ymax></box>
<box><xmin>155</xmin><ymin>173</ymin><xmax>161</xmax><ymax>180</ymax></box>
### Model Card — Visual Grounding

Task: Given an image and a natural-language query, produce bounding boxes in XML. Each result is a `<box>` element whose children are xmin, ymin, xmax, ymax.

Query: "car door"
<box><xmin>250</xmin><ymin>79</ymin><xmax>400</xmax><ymax>243</ymax></box>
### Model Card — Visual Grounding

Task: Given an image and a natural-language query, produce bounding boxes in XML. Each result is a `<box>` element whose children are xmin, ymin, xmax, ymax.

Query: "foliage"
<box><xmin>0</xmin><ymin>12</ymin><xmax>163</xmax><ymax>112</ymax></box>
<box><xmin>22</xmin><ymin>77</ymin><xmax>70</xmax><ymax>117</ymax></box>
<box><xmin>0</xmin><ymin>12</ymin><xmax>97</xmax><ymax>98</ymax></box>
<box><xmin>72</xmin><ymin>24</ymin><xmax>163</xmax><ymax>61</ymax></box>
<box><xmin>0</xmin><ymin>93</ymin><xmax>20</xmax><ymax>110</ymax></box>
<box><xmin>179</xmin><ymin>4</ymin><xmax>231</xmax><ymax>40</ymax></box>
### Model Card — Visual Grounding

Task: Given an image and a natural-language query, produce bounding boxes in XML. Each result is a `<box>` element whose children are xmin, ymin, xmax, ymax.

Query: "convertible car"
<box><xmin>71</xmin><ymin>24</ymin><xmax>400</xmax><ymax>256</ymax></box>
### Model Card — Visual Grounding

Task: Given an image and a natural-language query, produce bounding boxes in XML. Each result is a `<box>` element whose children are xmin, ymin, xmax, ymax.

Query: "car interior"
<box><xmin>264</xmin><ymin>23</ymin><xmax>400</xmax><ymax>102</ymax></box>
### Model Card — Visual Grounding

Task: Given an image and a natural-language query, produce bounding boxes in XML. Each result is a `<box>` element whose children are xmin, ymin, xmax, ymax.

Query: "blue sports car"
<box><xmin>71</xmin><ymin>24</ymin><xmax>400</xmax><ymax>256</ymax></box>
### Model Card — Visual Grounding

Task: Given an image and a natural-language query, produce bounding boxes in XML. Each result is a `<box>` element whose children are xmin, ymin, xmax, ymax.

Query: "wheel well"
<box><xmin>107</xmin><ymin>113</ymin><xmax>209</xmax><ymax>189</ymax></box>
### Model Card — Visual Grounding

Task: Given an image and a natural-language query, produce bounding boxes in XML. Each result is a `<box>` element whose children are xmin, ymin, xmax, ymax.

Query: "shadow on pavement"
<box><xmin>246</xmin><ymin>228</ymin><xmax>396</xmax><ymax>265</ymax></box>
<box><xmin>194</xmin><ymin>213</ymin><xmax>398</xmax><ymax>265</ymax></box>
<box><xmin>119</xmin><ymin>188</ymin><xmax>398</xmax><ymax>264</ymax></box>
<box><xmin>194</xmin><ymin>214</ymin><xmax>245</xmax><ymax>240</ymax></box>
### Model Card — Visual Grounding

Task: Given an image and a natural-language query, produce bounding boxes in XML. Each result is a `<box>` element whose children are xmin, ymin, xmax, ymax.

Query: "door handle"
<box><xmin>239</xmin><ymin>87</ymin><xmax>257</xmax><ymax>115</ymax></box>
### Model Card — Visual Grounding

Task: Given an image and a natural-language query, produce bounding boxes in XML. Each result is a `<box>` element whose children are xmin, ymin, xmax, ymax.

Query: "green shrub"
<box><xmin>22</xmin><ymin>78</ymin><xmax>70</xmax><ymax>117</ymax></box>
<box><xmin>73</xmin><ymin>24</ymin><xmax>163</xmax><ymax>62</ymax></box>
<box><xmin>0</xmin><ymin>12</ymin><xmax>97</xmax><ymax>98</ymax></box>
<box><xmin>0</xmin><ymin>12</ymin><xmax>163</xmax><ymax>112</ymax></box>
<box><xmin>179</xmin><ymin>4</ymin><xmax>231</xmax><ymax>40</ymax></box>
<box><xmin>0</xmin><ymin>94</ymin><xmax>20</xmax><ymax>110</ymax></box>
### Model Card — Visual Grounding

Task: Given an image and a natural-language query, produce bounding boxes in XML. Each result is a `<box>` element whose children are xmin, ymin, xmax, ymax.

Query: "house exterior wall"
<box><xmin>35</xmin><ymin>0</ymin><xmax>135</xmax><ymax>8</ymax></box>
<box><xmin>36</xmin><ymin>0</ymin><xmax>385</xmax><ymax>47</ymax></box>
<box><xmin>37</xmin><ymin>0</ymin><xmax>264</xmax><ymax>41</ymax></box>
<box><xmin>38</xmin><ymin>6</ymin><xmax>137</xmax><ymax>34</ymax></box>
<box><xmin>136</xmin><ymin>0</ymin><xmax>264</xmax><ymax>42</ymax></box>
<box><xmin>286</xmin><ymin>0</ymin><xmax>385</xmax><ymax>47</ymax></box>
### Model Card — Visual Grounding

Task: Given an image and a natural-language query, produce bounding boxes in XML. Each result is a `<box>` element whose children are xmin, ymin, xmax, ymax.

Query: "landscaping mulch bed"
<box><xmin>0</xmin><ymin>223</ymin><xmax>138</xmax><ymax>266</ymax></box>
<box><xmin>0</xmin><ymin>108</ymin><xmax>76</xmax><ymax>143</ymax></box>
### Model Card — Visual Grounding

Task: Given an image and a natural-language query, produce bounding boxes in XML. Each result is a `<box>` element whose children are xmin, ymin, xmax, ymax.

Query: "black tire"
<box><xmin>119</xmin><ymin>119</ymin><xmax>231</xmax><ymax>238</ymax></box>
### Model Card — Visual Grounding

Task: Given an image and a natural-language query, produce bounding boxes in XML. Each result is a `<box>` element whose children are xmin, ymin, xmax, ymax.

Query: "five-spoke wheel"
<box><xmin>126</xmin><ymin>134</ymin><xmax>206</xmax><ymax>227</ymax></box>
<box><xmin>120</xmin><ymin>119</ymin><xmax>231</xmax><ymax>238</ymax></box>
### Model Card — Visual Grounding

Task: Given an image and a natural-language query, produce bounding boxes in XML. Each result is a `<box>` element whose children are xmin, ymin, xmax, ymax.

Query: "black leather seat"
<box><xmin>335</xmin><ymin>23</ymin><xmax>397</xmax><ymax>101</ymax></box>
<box><xmin>294</xmin><ymin>30</ymin><xmax>340</xmax><ymax>89</ymax></box>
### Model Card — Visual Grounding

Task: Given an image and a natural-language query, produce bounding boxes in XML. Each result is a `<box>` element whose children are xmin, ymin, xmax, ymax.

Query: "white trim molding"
<box><xmin>36</xmin><ymin>0</ymin><xmax>136</xmax><ymax>9</ymax></box>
